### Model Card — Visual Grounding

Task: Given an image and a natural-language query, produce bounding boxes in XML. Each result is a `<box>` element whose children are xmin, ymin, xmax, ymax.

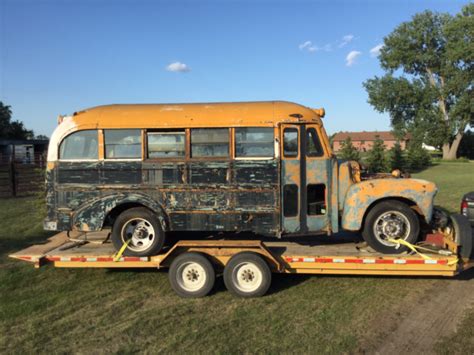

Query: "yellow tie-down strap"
<box><xmin>387</xmin><ymin>238</ymin><xmax>458</xmax><ymax>266</ymax></box>
<box><xmin>113</xmin><ymin>239</ymin><xmax>131</xmax><ymax>262</ymax></box>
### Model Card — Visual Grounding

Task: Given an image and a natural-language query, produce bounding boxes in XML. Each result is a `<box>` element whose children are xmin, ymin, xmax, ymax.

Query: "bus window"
<box><xmin>191</xmin><ymin>128</ymin><xmax>229</xmax><ymax>157</ymax></box>
<box><xmin>104</xmin><ymin>130</ymin><xmax>142</xmax><ymax>159</ymax></box>
<box><xmin>235</xmin><ymin>128</ymin><xmax>274</xmax><ymax>158</ymax></box>
<box><xmin>147</xmin><ymin>131</ymin><xmax>185</xmax><ymax>158</ymax></box>
<box><xmin>59</xmin><ymin>130</ymin><xmax>98</xmax><ymax>160</ymax></box>
<box><xmin>306</xmin><ymin>128</ymin><xmax>324</xmax><ymax>157</ymax></box>
<box><xmin>283</xmin><ymin>128</ymin><xmax>298</xmax><ymax>157</ymax></box>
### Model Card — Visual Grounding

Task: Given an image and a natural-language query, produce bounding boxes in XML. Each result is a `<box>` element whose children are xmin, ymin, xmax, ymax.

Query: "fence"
<box><xmin>0</xmin><ymin>154</ymin><xmax>46</xmax><ymax>198</ymax></box>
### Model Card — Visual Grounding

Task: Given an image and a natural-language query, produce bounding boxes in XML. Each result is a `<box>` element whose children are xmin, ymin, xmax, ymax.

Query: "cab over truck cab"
<box><xmin>44</xmin><ymin>101</ymin><xmax>437</xmax><ymax>256</ymax></box>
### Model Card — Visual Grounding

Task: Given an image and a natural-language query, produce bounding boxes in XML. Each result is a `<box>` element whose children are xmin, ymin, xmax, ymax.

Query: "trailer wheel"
<box><xmin>169</xmin><ymin>252</ymin><xmax>215</xmax><ymax>298</ymax></box>
<box><xmin>362</xmin><ymin>200</ymin><xmax>420</xmax><ymax>254</ymax></box>
<box><xmin>223</xmin><ymin>252</ymin><xmax>271</xmax><ymax>298</ymax></box>
<box><xmin>450</xmin><ymin>214</ymin><xmax>473</xmax><ymax>259</ymax></box>
<box><xmin>111</xmin><ymin>207</ymin><xmax>165</xmax><ymax>257</ymax></box>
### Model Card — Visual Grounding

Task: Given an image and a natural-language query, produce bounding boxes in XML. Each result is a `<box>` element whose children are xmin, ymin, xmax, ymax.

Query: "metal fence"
<box><xmin>0</xmin><ymin>154</ymin><xmax>46</xmax><ymax>198</ymax></box>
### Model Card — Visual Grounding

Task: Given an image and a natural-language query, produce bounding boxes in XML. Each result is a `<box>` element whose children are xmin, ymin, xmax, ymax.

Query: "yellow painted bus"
<box><xmin>44</xmin><ymin>101</ymin><xmax>438</xmax><ymax>257</ymax></box>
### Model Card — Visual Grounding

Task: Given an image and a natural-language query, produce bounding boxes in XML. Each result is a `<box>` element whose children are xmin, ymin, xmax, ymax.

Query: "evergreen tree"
<box><xmin>366</xmin><ymin>138</ymin><xmax>388</xmax><ymax>173</ymax></box>
<box><xmin>339</xmin><ymin>137</ymin><xmax>361</xmax><ymax>161</ymax></box>
<box><xmin>389</xmin><ymin>141</ymin><xmax>406</xmax><ymax>171</ymax></box>
<box><xmin>406</xmin><ymin>143</ymin><xmax>431</xmax><ymax>171</ymax></box>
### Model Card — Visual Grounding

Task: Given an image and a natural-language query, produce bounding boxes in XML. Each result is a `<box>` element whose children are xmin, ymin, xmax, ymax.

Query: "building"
<box><xmin>332</xmin><ymin>131</ymin><xmax>410</xmax><ymax>152</ymax></box>
<box><xmin>0</xmin><ymin>139</ymin><xmax>49</xmax><ymax>164</ymax></box>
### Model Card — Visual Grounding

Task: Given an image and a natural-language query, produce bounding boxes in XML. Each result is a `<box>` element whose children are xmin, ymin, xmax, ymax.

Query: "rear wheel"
<box><xmin>223</xmin><ymin>252</ymin><xmax>271</xmax><ymax>298</ymax></box>
<box><xmin>169</xmin><ymin>252</ymin><xmax>215</xmax><ymax>298</ymax></box>
<box><xmin>450</xmin><ymin>214</ymin><xmax>473</xmax><ymax>259</ymax></box>
<box><xmin>111</xmin><ymin>207</ymin><xmax>165</xmax><ymax>257</ymax></box>
<box><xmin>362</xmin><ymin>200</ymin><xmax>420</xmax><ymax>254</ymax></box>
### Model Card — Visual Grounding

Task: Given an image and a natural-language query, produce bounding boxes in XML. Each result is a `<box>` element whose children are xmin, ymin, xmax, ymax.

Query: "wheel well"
<box><xmin>104</xmin><ymin>203</ymin><xmax>156</xmax><ymax>228</ymax></box>
<box><xmin>360</xmin><ymin>197</ymin><xmax>423</xmax><ymax>231</ymax></box>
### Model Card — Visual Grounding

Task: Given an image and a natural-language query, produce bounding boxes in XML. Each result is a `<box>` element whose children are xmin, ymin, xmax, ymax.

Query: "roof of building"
<box><xmin>67</xmin><ymin>101</ymin><xmax>325</xmax><ymax>129</ymax></box>
<box><xmin>333</xmin><ymin>131</ymin><xmax>409</xmax><ymax>142</ymax></box>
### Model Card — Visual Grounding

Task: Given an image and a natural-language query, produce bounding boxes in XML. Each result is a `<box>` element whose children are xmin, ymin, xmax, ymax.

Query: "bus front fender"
<box><xmin>341</xmin><ymin>178</ymin><xmax>437</xmax><ymax>231</ymax></box>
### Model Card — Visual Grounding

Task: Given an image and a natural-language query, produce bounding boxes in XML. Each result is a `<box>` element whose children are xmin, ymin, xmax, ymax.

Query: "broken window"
<box><xmin>147</xmin><ymin>131</ymin><xmax>185</xmax><ymax>158</ymax></box>
<box><xmin>283</xmin><ymin>128</ymin><xmax>298</xmax><ymax>157</ymax></box>
<box><xmin>235</xmin><ymin>128</ymin><xmax>274</xmax><ymax>158</ymax></box>
<box><xmin>306</xmin><ymin>128</ymin><xmax>324</xmax><ymax>157</ymax></box>
<box><xmin>59</xmin><ymin>130</ymin><xmax>98</xmax><ymax>160</ymax></box>
<box><xmin>307</xmin><ymin>184</ymin><xmax>326</xmax><ymax>215</ymax></box>
<box><xmin>191</xmin><ymin>128</ymin><xmax>229</xmax><ymax>157</ymax></box>
<box><xmin>104</xmin><ymin>130</ymin><xmax>142</xmax><ymax>159</ymax></box>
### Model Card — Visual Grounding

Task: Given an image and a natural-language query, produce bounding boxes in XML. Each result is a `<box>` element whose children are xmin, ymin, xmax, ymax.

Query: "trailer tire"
<box><xmin>223</xmin><ymin>252</ymin><xmax>271</xmax><ymax>298</ymax></box>
<box><xmin>169</xmin><ymin>252</ymin><xmax>215</xmax><ymax>298</ymax></box>
<box><xmin>450</xmin><ymin>214</ymin><xmax>473</xmax><ymax>259</ymax></box>
<box><xmin>362</xmin><ymin>200</ymin><xmax>420</xmax><ymax>254</ymax></box>
<box><xmin>112</xmin><ymin>207</ymin><xmax>165</xmax><ymax>257</ymax></box>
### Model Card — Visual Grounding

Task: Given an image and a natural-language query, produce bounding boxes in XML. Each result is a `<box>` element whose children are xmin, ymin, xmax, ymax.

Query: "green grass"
<box><xmin>1</xmin><ymin>162</ymin><xmax>473</xmax><ymax>353</ymax></box>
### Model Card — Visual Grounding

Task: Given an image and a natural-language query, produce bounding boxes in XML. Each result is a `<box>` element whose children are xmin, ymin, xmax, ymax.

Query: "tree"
<box><xmin>0</xmin><ymin>102</ymin><xmax>34</xmax><ymax>139</ymax></box>
<box><xmin>389</xmin><ymin>141</ymin><xmax>405</xmax><ymax>171</ymax></box>
<box><xmin>406</xmin><ymin>142</ymin><xmax>431</xmax><ymax>171</ymax></box>
<box><xmin>364</xmin><ymin>4</ymin><xmax>473</xmax><ymax>160</ymax></box>
<box><xmin>338</xmin><ymin>137</ymin><xmax>361</xmax><ymax>161</ymax></box>
<box><xmin>366</xmin><ymin>138</ymin><xmax>387</xmax><ymax>173</ymax></box>
<box><xmin>35</xmin><ymin>134</ymin><xmax>49</xmax><ymax>140</ymax></box>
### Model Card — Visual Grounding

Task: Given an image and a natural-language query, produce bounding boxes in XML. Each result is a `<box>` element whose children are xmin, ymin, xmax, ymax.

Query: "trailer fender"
<box><xmin>341</xmin><ymin>178</ymin><xmax>437</xmax><ymax>231</ymax></box>
<box><xmin>72</xmin><ymin>193</ymin><xmax>168</xmax><ymax>232</ymax></box>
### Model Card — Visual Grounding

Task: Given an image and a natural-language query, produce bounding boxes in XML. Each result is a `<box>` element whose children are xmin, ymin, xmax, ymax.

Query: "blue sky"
<box><xmin>0</xmin><ymin>0</ymin><xmax>468</xmax><ymax>137</ymax></box>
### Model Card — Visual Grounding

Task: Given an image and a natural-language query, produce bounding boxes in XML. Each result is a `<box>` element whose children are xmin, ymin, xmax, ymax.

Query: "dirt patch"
<box><xmin>357</xmin><ymin>269</ymin><xmax>474</xmax><ymax>354</ymax></box>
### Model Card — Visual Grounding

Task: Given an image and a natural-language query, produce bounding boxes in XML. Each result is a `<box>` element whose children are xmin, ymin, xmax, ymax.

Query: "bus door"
<box><xmin>280</xmin><ymin>124</ymin><xmax>329</xmax><ymax>234</ymax></box>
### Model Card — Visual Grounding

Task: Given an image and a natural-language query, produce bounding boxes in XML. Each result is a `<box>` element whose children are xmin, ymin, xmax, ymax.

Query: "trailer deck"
<box><xmin>11</xmin><ymin>231</ymin><xmax>469</xmax><ymax>275</ymax></box>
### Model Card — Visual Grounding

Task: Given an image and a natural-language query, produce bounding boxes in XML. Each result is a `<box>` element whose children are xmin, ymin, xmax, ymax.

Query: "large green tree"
<box><xmin>364</xmin><ymin>4</ymin><xmax>473</xmax><ymax>160</ymax></box>
<box><xmin>0</xmin><ymin>102</ymin><xmax>34</xmax><ymax>139</ymax></box>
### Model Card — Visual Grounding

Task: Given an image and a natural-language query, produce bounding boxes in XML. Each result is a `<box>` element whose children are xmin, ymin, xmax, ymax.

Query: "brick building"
<box><xmin>332</xmin><ymin>131</ymin><xmax>410</xmax><ymax>152</ymax></box>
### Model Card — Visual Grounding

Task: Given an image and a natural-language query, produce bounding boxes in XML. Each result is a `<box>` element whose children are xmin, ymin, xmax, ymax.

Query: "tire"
<box><xmin>168</xmin><ymin>252</ymin><xmax>215</xmax><ymax>298</ymax></box>
<box><xmin>362</xmin><ymin>200</ymin><xmax>420</xmax><ymax>254</ymax></box>
<box><xmin>111</xmin><ymin>207</ymin><xmax>165</xmax><ymax>257</ymax></box>
<box><xmin>223</xmin><ymin>252</ymin><xmax>271</xmax><ymax>298</ymax></box>
<box><xmin>450</xmin><ymin>214</ymin><xmax>473</xmax><ymax>259</ymax></box>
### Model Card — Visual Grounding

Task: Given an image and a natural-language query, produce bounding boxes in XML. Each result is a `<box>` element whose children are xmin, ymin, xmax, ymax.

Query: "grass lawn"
<box><xmin>0</xmin><ymin>162</ymin><xmax>473</xmax><ymax>353</ymax></box>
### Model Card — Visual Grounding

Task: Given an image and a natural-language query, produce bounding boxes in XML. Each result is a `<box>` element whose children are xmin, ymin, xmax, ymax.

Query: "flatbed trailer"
<box><xmin>10</xmin><ymin>231</ymin><xmax>473</xmax><ymax>298</ymax></box>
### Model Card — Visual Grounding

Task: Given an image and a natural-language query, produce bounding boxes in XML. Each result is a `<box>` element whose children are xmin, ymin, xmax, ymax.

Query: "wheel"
<box><xmin>362</xmin><ymin>200</ymin><xmax>420</xmax><ymax>254</ymax></box>
<box><xmin>223</xmin><ymin>252</ymin><xmax>271</xmax><ymax>298</ymax></box>
<box><xmin>450</xmin><ymin>214</ymin><xmax>473</xmax><ymax>259</ymax></box>
<box><xmin>168</xmin><ymin>252</ymin><xmax>215</xmax><ymax>298</ymax></box>
<box><xmin>111</xmin><ymin>207</ymin><xmax>165</xmax><ymax>257</ymax></box>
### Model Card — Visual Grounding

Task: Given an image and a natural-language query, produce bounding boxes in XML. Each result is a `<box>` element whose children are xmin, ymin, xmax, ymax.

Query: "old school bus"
<box><xmin>44</xmin><ymin>101</ymin><xmax>439</xmax><ymax>257</ymax></box>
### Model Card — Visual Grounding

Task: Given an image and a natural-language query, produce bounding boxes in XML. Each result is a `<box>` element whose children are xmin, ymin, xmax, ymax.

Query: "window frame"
<box><xmin>282</xmin><ymin>127</ymin><xmax>299</xmax><ymax>159</ymax></box>
<box><xmin>306</xmin><ymin>127</ymin><xmax>325</xmax><ymax>158</ymax></box>
<box><xmin>190</xmin><ymin>127</ymin><xmax>232</xmax><ymax>160</ymax></box>
<box><xmin>58</xmin><ymin>129</ymin><xmax>100</xmax><ymax>162</ymax></box>
<box><xmin>103</xmin><ymin>129</ymin><xmax>143</xmax><ymax>161</ymax></box>
<box><xmin>146</xmin><ymin>129</ymin><xmax>187</xmax><ymax>160</ymax></box>
<box><xmin>234</xmin><ymin>127</ymin><xmax>275</xmax><ymax>160</ymax></box>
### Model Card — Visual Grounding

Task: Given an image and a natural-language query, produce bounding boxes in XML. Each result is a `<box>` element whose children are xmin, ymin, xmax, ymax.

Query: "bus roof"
<box><xmin>68</xmin><ymin>101</ymin><xmax>325</xmax><ymax>129</ymax></box>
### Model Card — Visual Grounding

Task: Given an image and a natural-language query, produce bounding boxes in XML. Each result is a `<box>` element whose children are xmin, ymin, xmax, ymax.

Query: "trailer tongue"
<box><xmin>10</xmin><ymin>223</ymin><xmax>473</xmax><ymax>298</ymax></box>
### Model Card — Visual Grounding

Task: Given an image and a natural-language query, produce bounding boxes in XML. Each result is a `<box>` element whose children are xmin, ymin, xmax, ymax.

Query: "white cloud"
<box><xmin>338</xmin><ymin>34</ymin><xmax>354</xmax><ymax>48</ymax></box>
<box><xmin>166</xmin><ymin>61</ymin><xmax>190</xmax><ymax>72</ymax></box>
<box><xmin>370</xmin><ymin>43</ymin><xmax>384</xmax><ymax>57</ymax></box>
<box><xmin>346</xmin><ymin>51</ymin><xmax>362</xmax><ymax>66</ymax></box>
<box><xmin>299</xmin><ymin>40</ymin><xmax>317</xmax><ymax>52</ymax></box>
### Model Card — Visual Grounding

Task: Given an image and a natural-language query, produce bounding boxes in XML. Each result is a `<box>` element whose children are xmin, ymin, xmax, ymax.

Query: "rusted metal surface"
<box><xmin>341</xmin><ymin>178</ymin><xmax>438</xmax><ymax>230</ymax></box>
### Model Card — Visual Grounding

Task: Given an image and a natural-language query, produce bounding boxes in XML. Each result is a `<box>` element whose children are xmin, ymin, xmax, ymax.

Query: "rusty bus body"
<box><xmin>44</xmin><ymin>101</ymin><xmax>438</xmax><ymax>256</ymax></box>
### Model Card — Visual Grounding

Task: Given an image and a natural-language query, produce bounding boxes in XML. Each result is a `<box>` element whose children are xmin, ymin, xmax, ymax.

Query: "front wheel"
<box><xmin>362</xmin><ymin>200</ymin><xmax>420</xmax><ymax>254</ymax></box>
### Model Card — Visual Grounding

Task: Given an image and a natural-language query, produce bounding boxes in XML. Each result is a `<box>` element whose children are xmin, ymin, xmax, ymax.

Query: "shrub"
<box><xmin>338</xmin><ymin>137</ymin><xmax>361</xmax><ymax>161</ymax></box>
<box><xmin>366</xmin><ymin>138</ymin><xmax>388</xmax><ymax>173</ymax></box>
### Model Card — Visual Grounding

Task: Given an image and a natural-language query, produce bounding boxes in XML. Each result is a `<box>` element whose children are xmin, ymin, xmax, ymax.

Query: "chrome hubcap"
<box><xmin>121</xmin><ymin>218</ymin><xmax>155</xmax><ymax>252</ymax></box>
<box><xmin>373</xmin><ymin>211</ymin><xmax>411</xmax><ymax>247</ymax></box>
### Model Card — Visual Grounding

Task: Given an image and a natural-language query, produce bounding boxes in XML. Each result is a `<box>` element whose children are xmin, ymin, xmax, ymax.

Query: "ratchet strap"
<box><xmin>113</xmin><ymin>239</ymin><xmax>131</xmax><ymax>262</ymax></box>
<box><xmin>387</xmin><ymin>238</ymin><xmax>458</xmax><ymax>266</ymax></box>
